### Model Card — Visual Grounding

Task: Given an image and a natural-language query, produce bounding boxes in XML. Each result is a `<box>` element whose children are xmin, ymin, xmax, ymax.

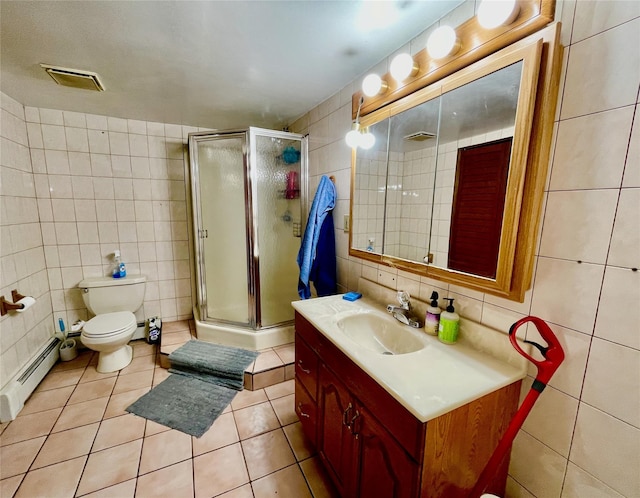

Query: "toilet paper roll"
<box><xmin>15</xmin><ymin>296</ymin><xmax>36</xmax><ymax>312</ymax></box>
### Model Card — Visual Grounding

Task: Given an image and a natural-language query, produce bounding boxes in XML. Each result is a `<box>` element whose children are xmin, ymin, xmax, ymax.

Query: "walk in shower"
<box><xmin>188</xmin><ymin>127</ymin><xmax>307</xmax><ymax>349</ymax></box>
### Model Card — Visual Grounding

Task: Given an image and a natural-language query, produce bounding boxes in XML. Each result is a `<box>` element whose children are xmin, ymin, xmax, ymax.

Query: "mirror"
<box><xmin>349</xmin><ymin>29</ymin><xmax>562</xmax><ymax>301</ymax></box>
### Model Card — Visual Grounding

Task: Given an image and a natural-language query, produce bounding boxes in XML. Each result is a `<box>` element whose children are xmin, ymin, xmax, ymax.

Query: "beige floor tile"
<box><xmin>19</xmin><ymin>385</ymin><xmax>74</xmax><ymax>415</ymax></box>
<box><xmin>283</xmin><ymin>422</ymin><xmax>316</xmax><ymax>461</ymax></box>
<box><xmin>80</xmin><ymin>364</ymin><xmax>119</xmax><ymax>384</ymax></box>
<box><xmin>131</xmin><ymin>340</ymin><xmax>157</xmax><ymax>357</ymax></box>
<box><xmin>264</xmin><ymin>379</ymin><xmax>295</xmax><ymax>400</ymax></box>
<box><xmin>252</xmin><ymin>464</ymin><xmax>313</xmax><ymax>498</ymax></box>
<box><xmin>67</xmin><ymin>376</ymin><xmax>117</xmax><ymax>405</ymax></box>
<box><xmin>231</xmin><ymin>388</ymin><xmax>268</xmax><ymax>410</ymax></box>
<box><xmin>270</xmin><ymin>394</ymin><xmax>297</xmax><ymax>426</ymax></box>
<box><xmin>216</xmin><ymin>483</ymin><xmax>254</xmax><ymax>498</ymax></box>
<box><xmin>52</xmin><ymin>397</ymin><xmax>109</xmax><ymax>433</ymax></box>
<box><xmin>193</xmin><ymin>443</ymin><xmax>249</xmax><ymax>498</ymax></box>
<box><xmin>300</xmin><ymin>456</ymin><xmax>340</xmax><ymax>498</ymax></box>
<box><xmin>152</xmin><ymin>366</ymin><xmax>171</xmax><ymax>387</ymax></box>
<box><xmin>76</xmin><ymin>439</ymin><xmax>142</xmax><ymax>496</ymax></box>
<box><xmin>144</xmin><ymin>419</ymin><xmax>172</xmax><ymax>437</ymax></box>
<box><xmin>0</xmin><ymin>436</ymin><xmax>46</xmax><ymax>479</ymax></box>
<box><xmin>252</xmin><ymin>368</ymin><xmax>285</xmax><ymax>390</ymax></box>
<box><xmin>161</xmin><ymin>329</ymin><xmax>192</xmax><ymax>345</ymax></box>
<box><xmin>14</xmin><ymin>456</ymin><xmax>86</xmax><ymax>498</ymax></box>
<box><xmin>51</xmin><ymin>350</ymin><xmax>93</xmax><ymax>372</ymax></box>
<box><xmin>241</xmin><ymin>429</ymin><xmax>296</xmax><ymax>480</ymax></box>
<box><xmin>139</xmin><ymin>429</ymin><xmax>192</xmax><ymax>475</ymax></box>
<box><xmin>273</xmin><ymin>343</ymin><xmax>295</xmax><ymax>364</ymax></box>
<box><xmin>233</xmin><ymin>402</ymin><xmax>280</xmax><ymax>440</ymax></box>
<box><xmin>35</xmin><ymin>368</ymin><xmax>84</xmax><ymax>392</ymax></box>
<box><xmin>92</xmin><ymin>413</ymin><xmax>146</xmax><ymax>451</ymax></box>
<box><xmin>136</xmin><ymin>459</ymin><xmax>194</xmax><ymax>498</ymax></box>
<box><xmin>253</xmin><ymin>351</ymin><xmax>284</xmax><ymax>372</ymax></box>
<box><xmin>163</xmin><ymin>320</ymin><xmax>191</xmax><ymax>333</ymax></box>
<box><xmin>120</xmin><ymin>353</ymin><xmax>158</xmax><ymax>375</ymax></box>
<box><xmin>104</xmin><ymin>387</ymin><xmax>150</xmax><ymax>419</ymax></box>
<box><xmin>32</xmin><ymin>423</ymin><xmax>99</xmax><ymax>470</ymax></box>
<box><xmin>112</xmin><ymin>369</ymin><xmax>154</xmax><ymax>394</ymax></box>
<box><xmin>0</xmin><ymin>408</ymin><xmax>62</xmax><ymax>446</ymax></box>
<box><xmin>192</xmin><ymin>412</ymin><xmax>239</xmax><ymax>456</ymax></box>
<box><xmin>0</xmin><ymin>474</ymin><xmax>24</xmax><ymax>498</ymax></box>
<box><xmin>159</xmin><ymin>343</ymin><xmax>183</xmax><ymax>355</ymax></box>
<box><xmin>82</xmin><ymin>478</ymin><xmax>137</xmax><ymax>498</ymax></box>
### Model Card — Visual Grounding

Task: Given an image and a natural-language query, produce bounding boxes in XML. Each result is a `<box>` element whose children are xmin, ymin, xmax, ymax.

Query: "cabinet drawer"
<box><xmin>295</xmin><ymin>336</ymin><xmax>318</xmax><ymax>400</ymax></box>
<box><xmin>295</xmin><ymin>379</ymin><xmax>317</xmax><ymax>446</ymax></box>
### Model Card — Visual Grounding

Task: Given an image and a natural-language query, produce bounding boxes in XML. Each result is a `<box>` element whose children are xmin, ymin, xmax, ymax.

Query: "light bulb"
<box><xmin>426</xmin><ymin>26</ymin><xmax>459</xmax><ymax>59</ymax></box>
<box><xmin>477</xmin><ymin>0</ymin><xmax>520</xmax><ymax>29</ymax></box>
<box><xmin>362</xmin><ymin>74</ymin><xmax>387</xmax><ymax>97</ymax></box>
<box><xmin>345</xmin><ymin>123</ymin><xmax>361</xmax><ymax>149</ymax></box>
<box><xmin>359</xmin><ymin>128</ymin><xmax>375</xmax><ymax>150</ymax></box>
<box><xmin>390</xmin><ymin>53</ymin><xmax>418</xmax><ymax>82</ymax></box>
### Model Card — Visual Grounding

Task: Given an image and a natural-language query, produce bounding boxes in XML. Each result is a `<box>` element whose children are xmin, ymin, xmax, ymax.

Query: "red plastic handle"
<box><xmin>509</xmin><ymin>316</ymin><xmax>565</xmax><ymax>386</ymax></box>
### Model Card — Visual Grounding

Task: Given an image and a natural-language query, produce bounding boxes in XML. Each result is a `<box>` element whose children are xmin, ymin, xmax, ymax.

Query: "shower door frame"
<box><xmin>189</xmin><ymin>128</ymin><xmax>308</xmax><ymax>331</ymax></box>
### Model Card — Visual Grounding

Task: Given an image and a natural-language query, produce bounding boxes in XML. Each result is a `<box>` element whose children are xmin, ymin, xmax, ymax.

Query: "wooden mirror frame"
<box><xmin>348</xmin><ymin>4</ymin><xmax>563</xmax><ymax>302</ymax></box>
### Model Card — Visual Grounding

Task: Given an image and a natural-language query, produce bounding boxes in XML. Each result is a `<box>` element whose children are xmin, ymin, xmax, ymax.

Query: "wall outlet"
<box><xmin>343</xmin><ymin>214</ymin><xmax>350</xmax><ymax>232</ymax></box>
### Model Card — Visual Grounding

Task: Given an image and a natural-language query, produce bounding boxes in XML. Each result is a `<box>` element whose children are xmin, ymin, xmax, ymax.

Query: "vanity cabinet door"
<box><xmin>318</xmin><ymin>364</ymin><xmax>356</xmax><ymax>497</ymax></box>
<box><xmin>295</xmin><ymin>379</ymin><xmax>317</xmax><ymax>446</ymax></box>
<box><xmin>295</xmin><ymin>335</ymin><xmax>318</xmax><ymax>400</ymax></box>
<box><xmin>352</xmin><ymin>402</ymin><xmax>419</xmax><ymax>498</ymax></box>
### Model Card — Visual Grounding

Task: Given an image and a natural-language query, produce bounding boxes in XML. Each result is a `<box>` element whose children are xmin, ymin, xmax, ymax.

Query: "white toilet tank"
<box><xmin>79</xmin><ymin>275</ymin><xmax>147</xmax><ymax>315</ymax></box>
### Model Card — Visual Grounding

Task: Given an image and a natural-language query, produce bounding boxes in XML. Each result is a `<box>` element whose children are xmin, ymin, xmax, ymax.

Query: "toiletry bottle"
<box><xmin>438</xmin><ymin>298</ymin><xmax>460</xmax><ymax>344</ymax></box>
<box><xmin>119</xmin><ymin>260</ymin><xmax>126</xmax><ymax>278</ymax></box>
<box><xmin>424</xmin><ymin>291</ymin><xmax>441</xmax><ymax>336</ymax></box>
<box><xmin>112</xmin><ymin>250</ymin><xmax>122</xmax><ymax>278</ymax></box>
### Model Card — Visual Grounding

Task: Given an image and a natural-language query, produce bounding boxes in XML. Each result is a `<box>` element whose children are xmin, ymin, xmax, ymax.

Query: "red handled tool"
<box><xmin>470</xmin><ymin>316</ymin><xmax>565</xmax><ymax>498</ymax></box>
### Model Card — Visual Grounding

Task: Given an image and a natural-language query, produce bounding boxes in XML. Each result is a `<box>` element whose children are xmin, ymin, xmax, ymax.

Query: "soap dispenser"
<box><xmin>112</xmin><ymin>250</ymin><xmax>122</xmax><ymax>279</ymax></box>
<box><xmin>424</xmin><ymin>291</ymin><xmax>441</xmax><ymax>336</ymax></box>
<box><xmin>438</xmin><ymin>298</ymin><xmax>460</xmax><ymax>344</ymax></box>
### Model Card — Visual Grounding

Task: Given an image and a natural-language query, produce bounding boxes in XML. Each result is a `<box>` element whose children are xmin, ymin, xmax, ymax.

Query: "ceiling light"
<box><xmin>362</xmin><ymin>74</ymin><xmax>388</xmax><ymax>97</ymax></box>
<box><xmin>426</xmin><ymin>26</ymin><xmax>460</xmax><ymax>59</ymax></box>
<box><xmin>40</xmin><ymin>63</ymin><xmax>105</xmax><ymax>91</ymax></box>
<box><xmin>346</xmin><ymin>123</ymin><xmax>362</xmax><ymax>149</ymax></box>
<box><xmin>477</xmin><ymin>0</ymin><xmax>520</xmax><ymax>29</ymax></box>
<box><xmin>390</xmin><ymin>53</ymin><xmax>419</xmax><ymax>82</ymax></box>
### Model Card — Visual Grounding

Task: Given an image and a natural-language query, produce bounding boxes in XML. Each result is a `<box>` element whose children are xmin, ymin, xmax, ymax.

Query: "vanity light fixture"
<box><xmin>477</xmin><ymin>0</ymin><xmax>520</xmax><ymax>29</ymax></box>
<box><xmin>345</xmin><ymin>97</ymin><xmax>376</xmax><ymax>150</ymax></box>
<box><xmin>426</xmin><ymin>25</ymin><xmax>460</xmax><ymax>59</ymax></box>
<box><xmin>362</xmin><ymin>73</ymin><xmax>388</xmax><ymax>97</ymax></box>
<box><xmin>390</xmin><ymin>53</ymin><xmax>419</xmax><ymax>82</ymax></box>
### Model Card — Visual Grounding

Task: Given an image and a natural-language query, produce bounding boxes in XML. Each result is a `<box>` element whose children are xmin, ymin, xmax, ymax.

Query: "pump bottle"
<box><xmin>424</xmin><ymin>291</ymin><xmax>441</xmax><ymax>336</ymax></box>
<box><xmin>438</xmin><ymin>298</ymin><xmax>460</xmax><ymax>344</ymax></box>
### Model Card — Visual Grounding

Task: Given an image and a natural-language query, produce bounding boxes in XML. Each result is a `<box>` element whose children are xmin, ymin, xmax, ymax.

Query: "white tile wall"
<box><xmin>294</xmin><ymin>1</ymin><xmax>640</xmax><ymax>496</ymax></box>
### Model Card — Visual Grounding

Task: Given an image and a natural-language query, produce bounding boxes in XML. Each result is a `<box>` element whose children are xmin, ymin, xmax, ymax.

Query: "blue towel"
<box><xmin>309</xmin><ymin>210</ymin><xmax>337</xmax><ymax>297</ymax></box>
<box><xmin>297</xmin><ymin>175</ymin><xmax>336</xmax><ymax>299</ymax></box>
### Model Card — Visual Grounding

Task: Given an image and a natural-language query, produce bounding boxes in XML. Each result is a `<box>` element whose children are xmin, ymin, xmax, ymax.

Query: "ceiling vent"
<box><xmin>403</xmin><ymin>131</ymin><xmax>436</xmax><ymax>141</ymax></box>
<box><xmin>40</xmin><ymin>64</ymin><xmax>105</xmax><ymax>91</ymax></box>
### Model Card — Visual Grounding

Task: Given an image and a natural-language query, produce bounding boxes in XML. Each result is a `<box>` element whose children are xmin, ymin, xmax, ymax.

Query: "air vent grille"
<box><xmin>40</xmin><ymin>64</ymin><xmax>105</xmax><ymax>91</ymax></box>
<box><xmin>403</xmin><ymin>131</ymin><xmax>436</xmax><ymax>141</ymax></box>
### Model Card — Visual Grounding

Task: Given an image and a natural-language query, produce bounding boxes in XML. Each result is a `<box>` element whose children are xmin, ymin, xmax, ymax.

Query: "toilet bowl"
<box><xmin>81</xmin><ymin>311</ymin><xmax>138</xmax><ymax>373</ymax></box>
<box><xmin>78</xmin><ymin>275</ymin><xmax>146</xmax><ymax>373</ymax></box>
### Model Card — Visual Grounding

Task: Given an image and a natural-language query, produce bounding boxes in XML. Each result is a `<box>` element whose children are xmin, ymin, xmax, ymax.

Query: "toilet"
<box><xmin>78</xmin><ymin>275</ymin><xmax>146</xmax><ymax>373</ymax></box>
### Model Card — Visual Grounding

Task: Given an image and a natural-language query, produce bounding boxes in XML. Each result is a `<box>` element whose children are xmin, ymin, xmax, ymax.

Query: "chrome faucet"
<box><xmin>387</xmin><ymin>290</ymin><xmax>423</xmax><ymax>328</ymax></box>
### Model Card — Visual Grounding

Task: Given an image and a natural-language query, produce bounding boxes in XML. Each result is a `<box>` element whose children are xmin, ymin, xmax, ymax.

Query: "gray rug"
<box><xmin>126</xmin><ymin>340</ymin><xmax>260</xmax><ymax>438</ymax></box>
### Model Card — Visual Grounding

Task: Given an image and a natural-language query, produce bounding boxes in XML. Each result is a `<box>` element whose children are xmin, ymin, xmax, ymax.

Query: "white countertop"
<box><xmin>292</xmin><ymin>294</ymin><xmax>528</xmax><ymax>423</ymax></box>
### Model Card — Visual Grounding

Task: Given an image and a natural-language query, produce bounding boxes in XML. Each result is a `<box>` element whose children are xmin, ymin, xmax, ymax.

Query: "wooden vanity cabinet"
<box><xmin>294</xmin><ymin>312</ymin><xmax>521</xmax><ymax>498</ymax></box>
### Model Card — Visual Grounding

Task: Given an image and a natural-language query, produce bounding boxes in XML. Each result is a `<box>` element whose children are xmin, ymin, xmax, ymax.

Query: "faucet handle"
<box><xmin>397</xmin><ymin>290</ymin><xmax>411</xmax><ymax>308</ymax></box>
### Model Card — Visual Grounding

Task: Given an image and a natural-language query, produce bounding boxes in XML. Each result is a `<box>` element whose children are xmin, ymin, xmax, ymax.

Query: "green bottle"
<box><xmin>438</xmin><ymin>298</ymin><xmax>459</xmax><ymax>344</ymax></box>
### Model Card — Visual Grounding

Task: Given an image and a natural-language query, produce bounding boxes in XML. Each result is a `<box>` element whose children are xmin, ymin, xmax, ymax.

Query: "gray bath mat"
<box><xmin>126</xmin><ymin>340</ymin><xmax>259</xmax><ymax>437</ymax></box>
<box><xmin>126</xmin><ymin>374</ymin><xmax>237</xmax><ymax>438</ymax></box>
<box><xmin>168</xmin><ymin>340</ymin><xmax>259</xmax><ymax>383</ymax></box>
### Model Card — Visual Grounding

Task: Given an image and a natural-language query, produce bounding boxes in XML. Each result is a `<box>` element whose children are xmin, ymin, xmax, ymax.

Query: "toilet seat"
<box><xmin>82</xmin><ymin>311</ymin><xmax>137</xmax><ymax>338</ymax></box>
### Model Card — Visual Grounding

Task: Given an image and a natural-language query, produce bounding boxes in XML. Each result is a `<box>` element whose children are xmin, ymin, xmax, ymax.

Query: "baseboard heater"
<box><xmin>0</xmin><ymin>338</ymin><xmax>59</xmax><ymax>422</ymax></box>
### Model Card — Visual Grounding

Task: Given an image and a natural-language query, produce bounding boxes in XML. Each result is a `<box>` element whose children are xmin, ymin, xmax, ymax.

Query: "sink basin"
<box><xmin>336</xmin><ymin>313</ymin><xmax>426</xmax><ymax>355</ymax></box>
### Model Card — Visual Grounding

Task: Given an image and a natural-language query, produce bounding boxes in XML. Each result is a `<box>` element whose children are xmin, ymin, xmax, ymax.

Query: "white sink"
<box><xmin>336</xmin><ymin>312</ymin><xmax>426</xmax><ymax>355</ymax></box>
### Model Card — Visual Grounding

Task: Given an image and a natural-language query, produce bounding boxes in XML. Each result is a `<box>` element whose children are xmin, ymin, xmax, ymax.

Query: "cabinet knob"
<box><xmin>297</xmin><ymin>359</ymin><xmax>311</xmax><ymax>374</ymax></box>
<box><xmin>351</xmin><ymin>410</ymin><xmax>361</xmax><ymax>439</ymax></box>
<box><xmin>342</xmin><ymin>403</ymin><xmax>353</xmax><ymax>429</ymax></box>
<box><xmin>296</xmin><ymin>402</ymin><xmax>310</xmax><ymax>418</ymax></box>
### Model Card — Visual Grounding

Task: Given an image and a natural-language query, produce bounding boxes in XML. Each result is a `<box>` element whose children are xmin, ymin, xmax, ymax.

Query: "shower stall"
<box><xmin>188</xmin><ymin>128</ymin><xmax>307</xmax><ymax>350</ymax></box>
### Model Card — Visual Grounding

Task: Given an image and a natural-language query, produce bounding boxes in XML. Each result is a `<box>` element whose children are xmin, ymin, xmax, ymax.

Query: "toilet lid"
<box><xmin>83</xmin><ymin>311</ymin><xmax>137</xmax><ymax>337</ymax></box>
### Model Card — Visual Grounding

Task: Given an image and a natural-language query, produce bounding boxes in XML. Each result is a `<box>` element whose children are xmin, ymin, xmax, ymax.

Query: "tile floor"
<box><xmin>0</xmin><ymin>335</ymin><xmax>338</xmax><ymax>497</ymax></box>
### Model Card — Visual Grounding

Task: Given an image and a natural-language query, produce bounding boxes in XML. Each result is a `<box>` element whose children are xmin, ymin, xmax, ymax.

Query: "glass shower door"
<box><xmin>251</xmin><ymin>128</ymin><xmax>307</xmax><ymax>328</ymax></box>
<box><xmin>191</xmin><ymin>132</ymin><xmax>251</xmax><ymax>325</ymax></box>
